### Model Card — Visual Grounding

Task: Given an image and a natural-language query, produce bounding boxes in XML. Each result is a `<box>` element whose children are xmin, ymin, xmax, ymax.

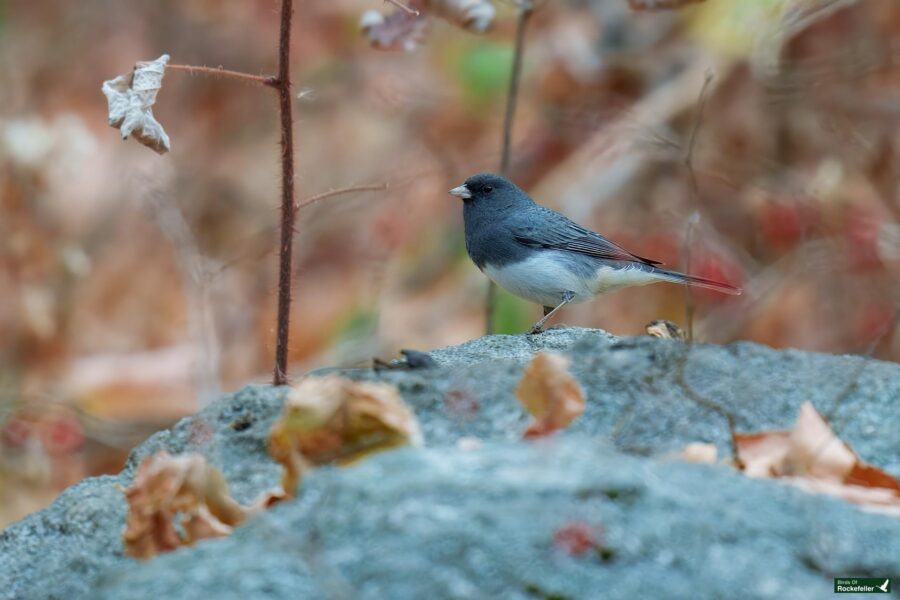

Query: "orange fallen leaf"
<box><xmin>516</xmin><ymin>353</ymin><xmax>585</xmax><ymax>438</ymax></box>
<box><xmin>268</xmin><ymin>375</ymin><xmax>422</xmax><ymax>495</ymax></box>
<box><xmin>732</xmin><ymin>401</ymin><xmax>900</xmax><ymax>514</ymax></box>
<box><xmin>122</xmin><ymin>451</ymin><xmax>249</xmax><ymax>559</ymax></box>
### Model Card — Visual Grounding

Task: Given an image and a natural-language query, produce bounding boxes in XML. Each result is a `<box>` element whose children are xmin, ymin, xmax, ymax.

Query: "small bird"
<box><xmin>449</xmin><ymin>173</ymin><xmax>741</xmax><ymax>333</ymax></box>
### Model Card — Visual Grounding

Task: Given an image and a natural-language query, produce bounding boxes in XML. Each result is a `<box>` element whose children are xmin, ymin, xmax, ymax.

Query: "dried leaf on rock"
<box><xmin>676</xmin><ymin>442</ymin><xmax>718</xmax><ymax>463</ymax></box>
<box><xmin>122</xmin><ymin>451</ymin><xmax>248</xmax><ymax>559</ymax></box>
<box><xmin>268</xmin><ymin>375</ymin><xmax>423</xmax><ymax>495</ymax></box>
<box><xmin>734</xmin><ymin>402</ymin><xmax>900</xmax><ymax>514</ymax></box>
<box><xmin>361</xmin><ymin>0</ymin><xmax>494</xmax><ymax>52</ymax></box>
<box><xmin>733</xmin><ymin>430</ymin><xmax>792</xmax><ymax>477</ymax></box>
<box><xmin>645</xmin><ymin>319</ymin><xmax>687</xmax><ymax>341</ymax></box>
<box><xmin>780</xmin><ymin>401</ymin><xmax>856</xmax><ymax>479</ymax></box>
<box><xmin>101</xmin><ymin>54</ymin><xmax>171</xmax><ymax>154</ymax></box>
<box><xmin>516</xmin><ymin>352</ymin><xmax>585</xmax><ymax>438</ymax></box>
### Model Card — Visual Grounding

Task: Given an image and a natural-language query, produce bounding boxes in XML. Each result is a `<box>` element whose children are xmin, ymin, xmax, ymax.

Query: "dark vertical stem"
<box><xmin>487</xmin><ymin>2</ymin><xmax>533</xmax><ymax>334</ymax></box>
<box><xmin>500</xmin><ymin>4</ymin><xmax>532</xmax><ymax>175</ymax></box>
<box><xmin>273</xmin><ymin>0</ymin><xmax>295</xmax><ymax>385</ymax></box>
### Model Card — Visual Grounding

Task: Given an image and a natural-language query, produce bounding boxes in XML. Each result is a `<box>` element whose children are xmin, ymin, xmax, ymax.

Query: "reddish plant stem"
<box><xmin>273</xmin><ymin>0</ymin><xmax>296</xmax><ymax>386</ymax></box>
<box><xmin>167</xmin><ymin>63</ymin><xmax>276</xmax><ymax>87</ymax></box>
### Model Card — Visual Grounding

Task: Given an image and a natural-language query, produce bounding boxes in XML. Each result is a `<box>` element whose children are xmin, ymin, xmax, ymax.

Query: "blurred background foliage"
<box><xmin>1</xmin><ymin>0</ymin><xmax>897</xmax><ymax>525</ymax></box>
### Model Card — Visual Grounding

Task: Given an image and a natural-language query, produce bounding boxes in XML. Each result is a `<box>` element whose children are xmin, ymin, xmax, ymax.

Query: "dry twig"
<box><xmin>297</xmin><ymin>183</ymin><xmax>389</xmax><ymax>210</ymax></box>
<box><xmin>384</xmin><ymin>0</ymin><xmax>420</xmax><ymax>16</ymax></box>
<box><xmin>681</xmin><ymin>71</ymin><xmax>714</xmax><ymax>341</ymax></box>
<box><xmin>487</xmin><ymin>0</ymin><xmax>535</xmax><ymax>334</ymax></box>
<box><xmin>166</xmin><ymin>64</ymin><xmax>276</xmax><ymax>87</ymax></box>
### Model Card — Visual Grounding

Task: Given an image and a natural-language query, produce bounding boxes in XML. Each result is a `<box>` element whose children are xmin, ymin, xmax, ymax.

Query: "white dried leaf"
<box><xmin>102</xmin><ymin>54</ymin><xmax>171</xmax><ymax>154</ymax></box>
<box><xmin>431</xmin><ymin>0</ymin><xmax>495</xmax><ymax>32</ymax></box>
<box><xmin>360</xmin><ymin>8</ymin><xmax>427</xmax><ymax>52</ymax></box>
<box><xmin>361</xmin><ymin>0</ymin><xmax>494</xmax><ymax>52</ymax></box>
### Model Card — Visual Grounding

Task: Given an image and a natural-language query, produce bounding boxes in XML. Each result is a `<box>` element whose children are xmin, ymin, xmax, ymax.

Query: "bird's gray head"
<box><xmin>448</xmin><ymin>173</ymin><xmax>529</xmax><ymax>209</ymax></box>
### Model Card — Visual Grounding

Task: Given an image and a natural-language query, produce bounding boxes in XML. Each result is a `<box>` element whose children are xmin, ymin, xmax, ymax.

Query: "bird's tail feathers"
<box><xmin>652</xmin><ymin>268</ymin><xmax>742</xmax><ymax>295</ymax></box>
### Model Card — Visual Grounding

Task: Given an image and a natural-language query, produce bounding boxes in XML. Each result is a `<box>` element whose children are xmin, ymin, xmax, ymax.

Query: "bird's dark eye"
<box><xmin>483</xmin><ymin>185</ymin><xmax>493</xmax><ymax>193</ymax></box>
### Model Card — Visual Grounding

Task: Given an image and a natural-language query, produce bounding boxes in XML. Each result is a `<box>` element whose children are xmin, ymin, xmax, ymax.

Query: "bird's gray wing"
<box><xmin>509</xmin><ymin>206</ymin><xmax>662</xmax><ymax>266</ymax></box>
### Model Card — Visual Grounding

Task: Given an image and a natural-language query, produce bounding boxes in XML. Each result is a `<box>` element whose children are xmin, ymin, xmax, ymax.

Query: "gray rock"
<box><xmin>92</xmin><ymin>440</ymin><xmax>900</xmax><ymax>600</ymax></box>
<box><xmin>0</xmin><ymin>328</ymin><xmax>897</xmax><ymax>600</ymax></box>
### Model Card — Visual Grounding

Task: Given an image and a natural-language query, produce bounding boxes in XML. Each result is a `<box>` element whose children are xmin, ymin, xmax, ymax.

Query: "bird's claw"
<box><xmin>527</xmin><ymin>325</ymin><xmax>545</xmax><ymax>335</ymax></box>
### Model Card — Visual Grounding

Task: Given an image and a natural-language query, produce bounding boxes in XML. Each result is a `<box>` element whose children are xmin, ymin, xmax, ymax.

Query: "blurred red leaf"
<box><xmin>759</xmin><ymin>200</ymin><xmax>818</xmax><ymax>250</ymax></box>
<box><xmin>443</xmin><ymin>388</ymin><xmax>480</xmax><ymax>419</ymax></box>
<box><xmin>1</xmin><ymin>417</ymin><xmax>33</xmax><ymax>448</ymax></box>
<box><xmin>553</xmin><ymin>522</ymin><xmax>600</xmax><ymax>556</ymax></box>
<box><xmin>843</xmin><ymin>204</ymin><xmax>884</xmax><ymax>270</ymax></box>
<box><xmin>41</xmin><ymin>414</ymin><xmax>84</xmax><ymax>455</ymax></box>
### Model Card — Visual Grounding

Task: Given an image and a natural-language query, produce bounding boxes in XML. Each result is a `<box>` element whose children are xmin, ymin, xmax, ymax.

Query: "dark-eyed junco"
<box><xmin>449</xmin><ymin>173</ymin><xmax>741</xmax><ymax>333</ymax></box>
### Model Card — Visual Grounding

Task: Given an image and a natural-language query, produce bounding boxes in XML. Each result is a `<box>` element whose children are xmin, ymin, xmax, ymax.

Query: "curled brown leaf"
<box><xmin>268</xmin><ymin>375</ymin><xmax>422</xmax><ymax>495</ymax></box>
<box><xmin>516</xmin><ymin>352</ymin><xmax>585</xmax><ymax>438</ymax></box>
<box><xmin>732</xmin><ymin>401</ymin><xmax>900</xmax><ymax>514</ymax></box>
<box><xmin>122</xmin><ymin>451</ymin><xmax>248</xmax><ymax>559</ymax></box>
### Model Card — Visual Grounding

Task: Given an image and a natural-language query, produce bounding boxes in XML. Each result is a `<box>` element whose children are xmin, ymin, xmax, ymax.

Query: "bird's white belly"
<box><xmin>482</xmin><ymin>254</ymin><xmax>661</xmax><ymax>307</ymax></box>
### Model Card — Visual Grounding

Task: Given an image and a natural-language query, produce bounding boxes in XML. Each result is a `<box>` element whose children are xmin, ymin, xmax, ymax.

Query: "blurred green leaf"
<box><xmin>492</xmin><ymin>287</ymin><xmax>532</xmax><ymax>334</ymax></box>
<box><xmin>333</xmin><ymin>307</ymin><xmax>379</xmax><ymax>343</ymax></box>
<box><xmin>457</xmin><ymin>42</ymin><xmax>513</xmax><ymax>105</ymax></box>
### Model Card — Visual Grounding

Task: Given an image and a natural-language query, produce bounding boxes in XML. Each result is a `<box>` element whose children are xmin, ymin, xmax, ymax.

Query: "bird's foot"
<box><xmin>527</xmin><ymin>324</ymin><xmax>545</xmax><ymax>335</ymax></box>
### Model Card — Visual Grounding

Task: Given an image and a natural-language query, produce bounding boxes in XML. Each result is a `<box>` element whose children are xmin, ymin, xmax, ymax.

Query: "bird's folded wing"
<box><xmin>510</xmin><ymin>208</ymin><xmax>661</xmax><ymax>266</ymax></box>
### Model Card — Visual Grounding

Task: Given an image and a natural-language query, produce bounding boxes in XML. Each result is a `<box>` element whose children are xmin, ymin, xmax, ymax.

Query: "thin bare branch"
<box><xmin>384</xmin><ymin>0</ymin><xmax>420</xmax><ymax>16</ymax></box>
<box><xmin>296</xmin><ymin>183</ymin><xmax>389</xmax><ymax>210</ymax></box>
<box><xmin>684</xmin><ymin>70</ymin><xmax>714</xmax><ymax>201</ymax></box>
<box><xmin>488</xmin><ymin>0</ymin><xmax>535</xmax><ymax>334</ymax></box>
<box><xmin>167</xmin><ymin>63</ymin><xmax>276</xmax><ymax>87</ymax></box>
<box><xmin>500</xmin><ymin>2</ymin><xmax>534</xmax><ymax>175</ymax></box>
<box><xmin>681</xmin><ymin>71</ymin><xmax>714</xmax><ymax>342</ymax></box>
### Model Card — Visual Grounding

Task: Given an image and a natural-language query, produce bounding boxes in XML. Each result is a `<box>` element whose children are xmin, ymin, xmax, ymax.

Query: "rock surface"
<box><xmin>1</xmin><ymin>328</ymin><xmax>898</xmax><ymax>600</ymax></box>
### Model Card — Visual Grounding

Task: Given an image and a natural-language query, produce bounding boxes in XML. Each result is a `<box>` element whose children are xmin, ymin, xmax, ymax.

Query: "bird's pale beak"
<box><xmin>448</xmin><ymin>184</ymin><xmax>472</xmax><ymax>200</ymax></box>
